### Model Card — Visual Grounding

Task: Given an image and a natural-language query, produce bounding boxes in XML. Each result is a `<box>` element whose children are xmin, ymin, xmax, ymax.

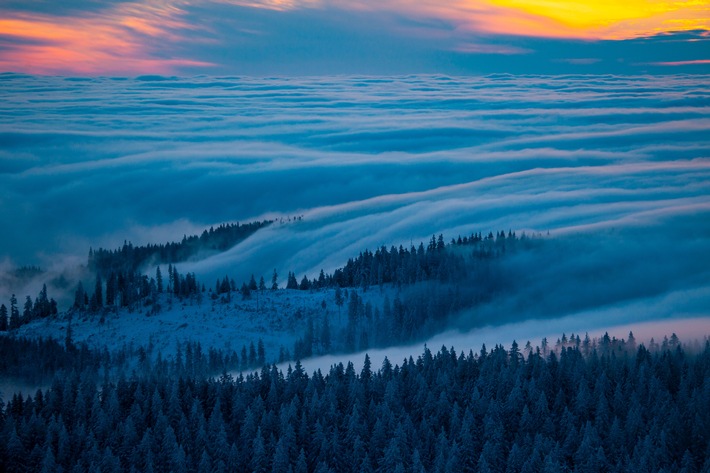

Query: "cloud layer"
<box><xmin>1</xmin><ymin>74</ymin><xmax>709</xmax><ymax>305</ymax></box>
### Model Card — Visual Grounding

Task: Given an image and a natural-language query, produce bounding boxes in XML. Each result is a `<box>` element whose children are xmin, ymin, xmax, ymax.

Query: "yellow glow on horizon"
<box><xmin>491</xmin><ymin>0</ymin><xmax>677</xmax><ymax>28</ymax></box>
<box><xmin>0</xmin><ymin>0</ymin><xmax>707</xmax><ymax>75</ymax></box>
<box><xmin>462</xmin><ymin>0</ymin><xmax>708</xmax><ymax>38</ymax></box>
<box><xmin>323</xmin><ymin>0</ymin><xmax>709</xmax><ymax>40</ymax></box>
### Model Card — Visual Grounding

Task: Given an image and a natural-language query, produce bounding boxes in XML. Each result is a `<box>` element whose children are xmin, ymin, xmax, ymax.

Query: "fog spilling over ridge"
<box><xmin>283</xmin><ymin>316</ymin><xmax>710</xmax><ymax>377</ymax></box>
<box><xmin>1</xmin><ymin>74</ymin><xmax>709</xmax><ymax>303</ymax></box>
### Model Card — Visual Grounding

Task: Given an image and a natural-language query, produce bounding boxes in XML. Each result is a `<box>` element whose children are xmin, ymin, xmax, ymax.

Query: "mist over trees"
<box><xmin>1</xmin><ymin>229</ymin><xmax>545</xmax><ymax>366</ymax></box>
<box><xmin>88</xmin><ymin>220</ymin><xmax>272</xmax><ymax>278</ymax></box>
<box><xmin>0</xmin><ymin>333</ymin><xmax>271</xmax><ymax>390</ymax></box>
<box><xmin>287</xmin><ymin>231</ymin><xmax>535</xmax><ymax>357</ymax></box>
<box><xmin>0</xmin><ymin>335</ymin><xmax>707</xmax><ymax>473</ymax></box>
<box><xmin>0</xmin><ymin>285</ymin><xmax>58</xmax><ymax>332</ymax></box>
<box><xmin>1</xmin><ymin>222</ymin><xmax>708</xmax><ymax>473</ymax></box>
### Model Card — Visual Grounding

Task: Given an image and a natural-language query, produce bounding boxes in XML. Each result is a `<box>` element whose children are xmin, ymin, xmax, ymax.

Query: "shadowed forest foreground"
<box><xmin>0</xmin><ymin>335</ymin><xmax>708</xmax><ymax>473</ymax></box>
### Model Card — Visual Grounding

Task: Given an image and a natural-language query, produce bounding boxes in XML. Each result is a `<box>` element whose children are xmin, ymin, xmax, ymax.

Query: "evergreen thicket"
<box><xmin>0</xmin><ymin>337</ymin><xmax>707</xmax><ymax>473</ymax></box>
<box><xmin>0</xmin><ymin>231</ymin><xmax>549</xmax><ymax>363</ymax></box>
<box><xmin>89</xmin><ymin>220</ymin><xmax>272</xmax><ymax>277</ymax></box>
<box><xmin>2</xmin><ymin>229</ymin><xmax>527</xmax><ymax>326</ymax></box>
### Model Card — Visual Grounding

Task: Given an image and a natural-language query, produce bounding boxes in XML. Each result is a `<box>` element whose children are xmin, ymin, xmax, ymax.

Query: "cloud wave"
<box><xmin>0</xmin><ymin>74</ymin><xmax>709</xmax><ymax>307</ymax></box>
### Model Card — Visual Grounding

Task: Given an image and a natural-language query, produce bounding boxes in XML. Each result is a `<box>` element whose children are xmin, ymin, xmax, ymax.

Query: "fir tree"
<box><xmin>0</xmin><ymin>304</ymin><xmax>8</xmax><ymax>331</ymax></box>
<box><xmin>94</xmin><ymin>274</ymin><xmax>103</xmax><ymax>308</ymax></box>
<box><xmin>156</xmin><ymin>266</ymin><xmax>163</xmax><ymax>293</ymax></box>
<box><xmin>271</xmin><ymin>269</ymin><xmax>278</xmax><ymax>290</ymax></box>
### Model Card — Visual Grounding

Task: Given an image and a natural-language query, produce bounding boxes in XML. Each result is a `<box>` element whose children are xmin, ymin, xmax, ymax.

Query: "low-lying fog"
<box><xmin>279</xmin><ymin>316</ymin><xmax>710</xmax><ymax>377</ymax></box>
<box><xmin>2</xmin><ymin>74</ymin><xmax>709</xmax><ymax>303</ymax></box>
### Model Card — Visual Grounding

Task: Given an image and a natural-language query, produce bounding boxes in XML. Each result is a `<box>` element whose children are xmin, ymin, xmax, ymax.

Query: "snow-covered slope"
<box><xmin>16</xmin><ymin>288</ymin><xmax>360</xmax><ymax>363</ymax></box>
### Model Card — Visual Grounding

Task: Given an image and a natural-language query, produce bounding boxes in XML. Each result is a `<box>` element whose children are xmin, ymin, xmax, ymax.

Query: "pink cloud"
<box><xmin>0</xmin><ymin>2</ymin><xmax>213</xmax><ymax>75</ymax></box>
<box><xmin>649</xmin><ymin>59</ymin><xmax>710</xmax><ymax>66</ymax></box>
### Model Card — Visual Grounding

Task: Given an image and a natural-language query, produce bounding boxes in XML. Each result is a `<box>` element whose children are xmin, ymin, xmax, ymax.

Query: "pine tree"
<box><xmin>271</xmin><ymin>437</ymin><xmax>291</xmax><ymax>473</ymax></box>
<box><xmin>240</xmin><ymin>345</ymin><xmax>248</xmax><ymax>370</ymax></box>
<box><xmin>6</xmin><ymin>426</ymin><xmax>26</xmax><ymax>472</ymax></box>
<box><xmin>106</xmin><ymin>273</ymin><xmax>116</xmax><ymax>306</ymax></box>
<box><xmin>197</xmin><ymin>450</ymin><xmax>212</xmax><ymax>473</ymax></box>
<box><xmin>36</xmin><ymin>284</ymin><xmax>50</xmax><ymax>318</ymax></box>
<box><xmin>249</xmin><ymin>342</ymin><xmax>257</xmax><ymax>367</ymax></box>
<box><xmin>446</xmin><ymin>441</ymin><xmax>461</xmax><ymax>473</ymax></box>
<box><xmin>257</xmin><ymin>339</ymin><xmax>266</xmax><ymax>366</ymax></box>
<box><xmin>299</xmin><ymin>275</ymin><xmax>310</xmax><ymax>290</ymax></box>
<box><xmin>287</xmin><ymin>272</ymin><xmax>299</xmax><ymax>289</ymax></box>
<box><xmin>271</xmin><ymin>269</ymin><xmax>278</xmax><ymax>290</ymax></box>
<box><xmin>226</xmin><ymin>444</ymin><xmax>239</xmax><ymax>473</ymax></box>
<box><xmin>248</xmin><ymin>274</ymin><xmax>258</xmax><ymax>291</ymax></box>
<box><xmin>23</xmin><ymin>295</ymin><xmax>33</xmax><ymax>324</ymax></box>
<box><xmin>320</xmin><ymin>316</ymin><xmax>331</xmax><ymax>352</ymax></box>
<box><xmin>95</xmin><ymin>274</ymin><xmax>103</xmax><ymax>308</ymax></box>
<box><xmin>295</xmin><ymin>449</ymin><xmax>308</xmax><ymax>473</ymax></box>
<box><xmin>380</xmin><ymin>435</ymin><xmax>403</xmax><ymax>472</ymax></box>
<box><xmin>156</xmin><ymin>266</ymin><xmax>163</xmax><ymax>293</ymax></box>
<box><xmin>240</xmin><ymin>282</ymin><xmax>251</xmax><ymax>300</ymax></box>
<box><xmin>167</xmin><ymin>264</ymin><xmax>173</xmax><ymax>293</ymax></box>
<box><xmin>40</xmin><ymin>446</ymin><xmax>60</xmax><ymax>473</ymax></box>
<box><xmin>335</xmin><ymin>286</ymin><xmax>343</xmax><ymax>322</ymax></box>
<box><xmin>0</xmin><ymin>304</ymin><xmax>8</xmax><ymax>331</ymax></box>
<box><xmin>74</xmin><ymin>283</ymin><xmax>85</xmax><ymax>310</ymax></box>
<box><xmin>250</xmin><ymin>428</ymin><xmax>268</xmax><ymax>473</ymax></box>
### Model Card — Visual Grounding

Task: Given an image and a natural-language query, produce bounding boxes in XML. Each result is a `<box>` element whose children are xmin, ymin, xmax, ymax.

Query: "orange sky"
<box><xmin>0</xmin><ymin>0</ymin><xmax>707</xmax><ymax>74</ymax></box>
<box><xmin>484</xmin><ymin>0</ymin><xmax>709</xmax><ymax>38</ymax></box>
<box><xmin>241</xmin><ymin>0</ymin><xmax>709</xmax><ymax>39</ymax></box>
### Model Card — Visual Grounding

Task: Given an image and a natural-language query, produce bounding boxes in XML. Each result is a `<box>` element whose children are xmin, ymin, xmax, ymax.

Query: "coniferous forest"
<box><xmin>89</xmin><ymin>220</ymin><xmax>273</xmax><ymax>278</ymax></box>
<box><xmin>1</xmin><ymin>222</ymin><xmax>709</xmax><ymax>472</ymax></box>
<box><xmin>0</xmin><ymin>334</ymin><xmax>708</xmax><ymax>473</ymax></box>
<box><xmin>2</xmin><ymin>62</ymin><xmax>710</xmax><ymax>473</ymax></box>
<box><xmin>1</xmin><ymin>227</ymin><xmax>533</xmax><ymax>351</ymax></box>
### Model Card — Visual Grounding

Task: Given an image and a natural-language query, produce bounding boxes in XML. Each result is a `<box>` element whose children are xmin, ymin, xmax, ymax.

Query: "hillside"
<box><xmin>15</xmin><ymin>288</ymin><xmax>367</xmax><ymax>365</ymax></box>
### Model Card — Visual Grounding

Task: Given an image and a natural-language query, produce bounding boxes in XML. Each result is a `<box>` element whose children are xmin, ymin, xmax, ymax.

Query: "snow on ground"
<box><xmin>16</xmin><ymin>287</ymin><xmax>387</xmax><ymax>363</ymax></box>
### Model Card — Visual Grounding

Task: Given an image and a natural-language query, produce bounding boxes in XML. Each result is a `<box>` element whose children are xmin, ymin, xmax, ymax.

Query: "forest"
<box><xmin>2</xmin><ymin>227</ymin><xmax>536</xmax><ymax>361</ymax></box>
<box><xmin>88</xmin><ymin>220</ymin><xmax>273</xmax><ymax>278</ymax></box>
<box><xmin>0</xmin><ymin>333</ymin><xmax>707</xmax><ymax>473</ymax></box>
<box><xmin>1</xmin><ymin>223</ymin><xmax>708</xmax><ymax>473</ymax></box>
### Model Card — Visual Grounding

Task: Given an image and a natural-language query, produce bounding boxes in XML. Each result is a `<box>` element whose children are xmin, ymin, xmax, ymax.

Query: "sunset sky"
<box><xmin>1</xmin><ymin>0</ymin><xmax>708</xmax><ymax>75</ymax></box>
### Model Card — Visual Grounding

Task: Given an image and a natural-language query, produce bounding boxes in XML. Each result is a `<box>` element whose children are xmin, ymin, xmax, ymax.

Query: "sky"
<box><xmin>0</xmin><ymin>0</ymin><xmax>708</xmax><ymax>75</ymax></box>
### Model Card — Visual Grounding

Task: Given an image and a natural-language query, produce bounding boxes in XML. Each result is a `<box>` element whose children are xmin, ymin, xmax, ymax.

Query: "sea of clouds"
<box><xmin>1</xmin><ymin>73</ymin><xmax>709</xmax><ymax>334</ymax></box>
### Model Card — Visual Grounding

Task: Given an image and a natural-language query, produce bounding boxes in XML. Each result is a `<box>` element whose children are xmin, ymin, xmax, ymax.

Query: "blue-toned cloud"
<box><xmin>0</xmin><ymin>74</ymin><xmax>709</xmax><ymax>308</ymax></box>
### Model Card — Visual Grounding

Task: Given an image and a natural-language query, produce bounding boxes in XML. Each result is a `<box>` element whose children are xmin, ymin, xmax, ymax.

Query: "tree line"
<box><xmin>203</xmin><ymin>230</ymin><xmax>534</xmax><ymax>304</ymax></box>
<box><xmin>3</xmin><ymin>230</ymin><xmax>538</xmax><ymax>362</ymax></box>
<box><xmin>0</xmin><ymin>335</ymin><xmax>707</xmax><ymax>472</ymax></box>
<box><xmin>0</xmin><ymin>286</ymin><xmax>58</xmax><ymax>332</ymax></box>
<box><xmin>88</xmin><ymin>220</ymin><xmax>272</xmax><ymax>278</ymax></box>
<box><xmin>281</xmin><ymin>231</ymin><xmax>531</xmax><ymax>292</ymax></box>
<box><xmin>0</xmin><ymin>334</ymin><xmax>269</xmax><ymax>389</ymax></box>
